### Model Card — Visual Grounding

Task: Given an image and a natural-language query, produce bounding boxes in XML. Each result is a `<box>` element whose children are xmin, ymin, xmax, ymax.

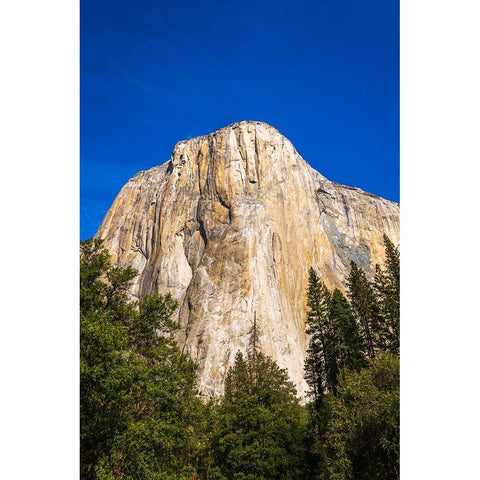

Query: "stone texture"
<box><xmin>96</xmin><ymin>121</ymin><xmax>399</xmax><ymax>399</ymax></box>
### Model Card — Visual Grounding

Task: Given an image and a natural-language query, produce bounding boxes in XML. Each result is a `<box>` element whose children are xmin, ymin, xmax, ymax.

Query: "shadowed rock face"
<box><xmin>96</xmin><ymin>121</ymin><xmax>399</xmax><ymax>399</ymax></box>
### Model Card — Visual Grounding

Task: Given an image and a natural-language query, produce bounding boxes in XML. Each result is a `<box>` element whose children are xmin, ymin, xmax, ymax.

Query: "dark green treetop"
<box><xmin>213</xmin><ymin>351</ymin><xmax>312</xmax><ymax>480</ymax></box>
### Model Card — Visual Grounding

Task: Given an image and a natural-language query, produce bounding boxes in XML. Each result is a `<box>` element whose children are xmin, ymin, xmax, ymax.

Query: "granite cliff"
<box><xmin>96</xmin><ymin>121</ymin><xmax>399</xmax><ymax>398</ymax></box>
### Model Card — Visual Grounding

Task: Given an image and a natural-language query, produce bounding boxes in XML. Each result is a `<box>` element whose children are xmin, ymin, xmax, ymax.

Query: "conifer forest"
<box><xmin>80</xmin><ymin>235</ymin><xmax>400</xmax><ymax>479</ymax></box>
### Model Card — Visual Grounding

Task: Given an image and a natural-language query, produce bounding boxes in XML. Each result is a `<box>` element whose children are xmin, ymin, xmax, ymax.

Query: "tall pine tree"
<box><xmin>328</xmin><ymin>288</ymin><xmax>366</xmax><ymax>377</ymax></box>
<box><xmin>346</xmin><ymin>261</ymin><xmax>380</xmax><ymax>359</ymax></box>
<box><xmin>304</xmin><ymin>268</ymin><xmax>333</xmax><ymax>405</ymax></box>
<box><xmin>374</xmin><ymin>235</ymin><xmax>400</xmax><ymax>354</ymax></box>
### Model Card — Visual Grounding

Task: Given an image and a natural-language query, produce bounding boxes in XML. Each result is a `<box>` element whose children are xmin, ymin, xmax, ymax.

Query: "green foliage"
<box><xmin>374</xmin><ymin>235</ymin><xmax>400</xmax><ymax>354</ymax></box>
<box><xmin>320</xmin><ymin>352</ymin><xmax>400</xmax><ymax>480</ymax></box>
<box><xmin>328</xmin><ymin>288</ymin><xmax>366</xmax><ymax>376</ymax></box>
<box><xmin>304</xmin><ymin>268</ymin><xmax>333</xmax><ymax>405</ymax></box>
<box><xmin>346</xmin><ymin>261</ymin><xmax>380</xmax><ymax>359</ymax></box>
<box><xmin>304</xmin><ymin>270</ymin><xmax>366</xmax><ymax>408</ymax></box>
<box><xmin>80</xmin><ymin>235</ymin><xmax>400</xmax><ymax>479</ymax></box>
<box><xmin>80</xmin><ymin>238</ymin><xmax>207</xmax><ymax>480</ymax></box>
<box><xmin>213</xmin><ymin>351</ymin><xmax>312</xmax><ymax>480</ymax></box>
<box><xmin>305</xmin><ymin>239</ymin><xmax>400</xmax><ymax>478</ymax></box>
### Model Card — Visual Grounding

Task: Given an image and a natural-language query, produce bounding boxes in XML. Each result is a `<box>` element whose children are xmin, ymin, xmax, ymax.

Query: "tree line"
<box><xmin>304</xmin><ymin>234</ymin><xmax>399</xmax><ymax>479</ymax></box>
<box><xmin>80</xmin><ymin>235</ymin><xmax>399</xmax><ymax>479</ymax></box>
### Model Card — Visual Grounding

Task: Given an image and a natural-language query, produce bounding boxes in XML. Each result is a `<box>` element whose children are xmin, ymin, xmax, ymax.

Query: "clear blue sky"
<box><xmin>81</xmin><ymin>0</ymin><xmax>399</xmax><ymax>240</ymax></box>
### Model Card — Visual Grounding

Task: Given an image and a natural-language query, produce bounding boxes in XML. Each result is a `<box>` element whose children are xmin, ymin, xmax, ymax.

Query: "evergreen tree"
<box><xmin>248</xmin><ymin>312</ymin><xmax>260</xmax><ymax>373</ymax></box>
<box><xmin>304</xmin><ymin>268</ymin><xmax>332</xmax><ymax>405</ymax></box>
<box><xmin>374</xmin><ymin>235</ymin><xmax>400</xmax><ymax>354</ymax></box>
<box><xmin>321</xmin><ymin>352</ymin><xmax>400</xmax><ymax>480</ymax></box>
<box><xmin>304</xmin><ymin>276</ymin><xmax>367</xmax><ymax>477</ymax></box>
<box><xmin>304</xmin><ymin>271</ymin><xmax>364</xmax><ymax>400</ymax></box>
<box><xmin>328</xmin><ymin>288</ymin><xmax>366</xmax><ymax>377</ymax></box>
<box><xmin>224</xmin><ymin>351</ymin><xmax>251</xmax><ymax>403</ymax></box>
<box><xmin>346</xmin><ymin>261</ymin><xmax>380</xmax><ymax>359</ymax></box>
<box><xmin>80</xmin><ymin>238</ymin><xmax>207</xmax><ymax>480</ymax></box>
<box><xmin>213</xmin><ymin>351</ymin><xmax>312</xmax><ymax>480</ymax></box>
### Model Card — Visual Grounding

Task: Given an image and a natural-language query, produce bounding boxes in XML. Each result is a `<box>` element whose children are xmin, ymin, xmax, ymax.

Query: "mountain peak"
<box><xmin>217</xmin><ymin>119</ymin><xmax>279</xmax><ymax>130</ymax></box>
<box><xmin>173</xmin><ymin>120</ymin><xmax>287</xmax><ymax>152</ymax></box>
<box><xmin>97</xmin><ymin>124</ymin><xmax>399</xmax><ymax>399</ymax></box>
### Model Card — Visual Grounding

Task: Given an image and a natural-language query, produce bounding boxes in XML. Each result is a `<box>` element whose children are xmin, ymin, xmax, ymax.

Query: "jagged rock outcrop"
<box><xmin>96</xmin><ymin>121</ymin><xmax>399</xmax><ymax>398</ymax></box>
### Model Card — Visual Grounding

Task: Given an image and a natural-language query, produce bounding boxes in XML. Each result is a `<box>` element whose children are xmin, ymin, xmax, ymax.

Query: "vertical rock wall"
<box><xmin>96</xmin><ymin>121</ymin><xmax>399</xmax><ymax>398</ymax></box>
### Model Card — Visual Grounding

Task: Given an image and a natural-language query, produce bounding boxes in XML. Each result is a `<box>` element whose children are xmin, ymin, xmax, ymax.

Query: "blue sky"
<box><xmin>81</xmin><ymin>0</ymin><xmax>399</xmax><ymax>239</ymax></box>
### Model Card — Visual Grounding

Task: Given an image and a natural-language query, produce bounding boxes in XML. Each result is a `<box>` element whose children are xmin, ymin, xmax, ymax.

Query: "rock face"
<box><xmin>96</xmin><ymin>121</ymin><xmax>399</xmax><ymax>399</ymax></box>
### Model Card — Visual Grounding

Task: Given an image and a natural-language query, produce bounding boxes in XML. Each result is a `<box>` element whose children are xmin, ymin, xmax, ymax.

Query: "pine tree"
<box><xmin>224</xmin><ymin>350</ymin><xmax>250</xmax><ymax>402</ymax></box>
<box><xmin>374</xmin><ymin>235</ymin><xmax>400</xmax><ymax>354</ymax></box>
<box><xmin>304</xmin><ymin>268</ymin><xmax>332</xmax><ymax>405</ymax></box>
<box><xmin>321</xmin><ymin>352</ymin><xmax>400</xmax><ymax>480</ymax></box>
<box><xmin>248</xmin><ymin>311</ymin><xmax>260</xmax><ymax>372</ymax></box>
<box><xmin>346</xmin><ymin>261</ymin><xmax>380</xmax><ymax>359</ymax></box>
<box><xmin>305</xmin><ymin>288</ymin><xmax>366</xmax><ymax>478</ymax></box>
<box><xmin>328</xmin><ymin>288</ymin><xmax>366</xmax><ymax>376</ymax></box>
<box><xmin>214</xmin><ymin>351</ymin><xmax>312</xmax><ymax>479</ymax></box>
